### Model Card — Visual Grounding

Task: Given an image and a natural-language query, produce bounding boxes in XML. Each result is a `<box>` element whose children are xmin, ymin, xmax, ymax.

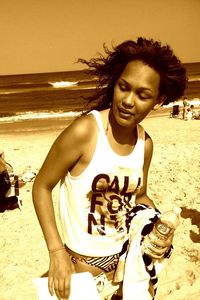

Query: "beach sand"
<box><xmin>0</xmin><ymin>113</ymin><xmax>200</xmax><ymax>300</ymax></box>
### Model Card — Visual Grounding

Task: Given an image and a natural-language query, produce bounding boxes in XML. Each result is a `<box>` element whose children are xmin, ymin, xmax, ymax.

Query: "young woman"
<box><xmin>32</xmin><ymin>37</ymin><xmax>187</xmax><ymax>300</ymax></box>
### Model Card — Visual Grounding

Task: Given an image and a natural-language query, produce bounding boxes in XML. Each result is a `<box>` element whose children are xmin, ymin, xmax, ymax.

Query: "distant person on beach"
<box><xmin>186</xmin><ymin>107</ymin><xmax>193</xmax><ymax>121</ymax></box>
<box><xmin>0</xmin><ymin>150</ymin><xmax>24</xmax><ymax>212</ymax></box>
<box><xmin>182</xmin><ymin>97</ymin><xmax>189</xmax><ymax>120</ymax></box>
<box><xmin>32</xmin><ymin>37</ymin><xmax>187</xmax><ymax>300</ymax></box>
<box><xmin>190</xmin><ymin>104</ymin><xmax>195</xmax><ymax>118</ymax></box>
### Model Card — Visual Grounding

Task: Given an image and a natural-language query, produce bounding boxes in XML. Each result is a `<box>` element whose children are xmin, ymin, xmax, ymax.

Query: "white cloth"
<box><xmin>114</xmin><ymin>208</ymin><xmax>163</xmax><ymax>300</ymax></box>
<box><xmin>33</xmin><ymin>273</ymin><xmax>100</xmax><ymax>300</ymax></box>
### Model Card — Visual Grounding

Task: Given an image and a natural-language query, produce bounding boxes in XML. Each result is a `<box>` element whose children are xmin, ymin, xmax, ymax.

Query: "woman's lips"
<box><xmin>118</xmin><ymin>107</ymin><xmax>134</xmax><ymax>117</ymax></box>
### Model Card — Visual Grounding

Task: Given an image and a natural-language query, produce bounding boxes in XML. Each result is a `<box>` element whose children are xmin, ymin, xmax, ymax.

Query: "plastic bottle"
<box><xmin>142</xmin><ymin>206</ymin><xmax>181</xmax><ymax>258</ymax></box>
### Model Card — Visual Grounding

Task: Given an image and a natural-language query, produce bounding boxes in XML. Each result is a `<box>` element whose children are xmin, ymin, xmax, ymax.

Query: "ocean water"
<box><xmin>0</xmin><ymin>70</ymin><xmax>98</xmax><ymax>123</ymax></box>
<box><xmin>0</xmin><ymin>63</ymin><xmax>199</xmax><ymax>123</ymax></box>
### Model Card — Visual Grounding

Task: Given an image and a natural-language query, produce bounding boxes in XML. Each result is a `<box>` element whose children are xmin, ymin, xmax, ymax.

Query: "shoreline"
<box><xmin>0</xmin><ymin>118</ymin><xmax>73</xmax><ymax>135</ymax></box>
<box><xmin>0</xmin><ymin>107</ymin><xmax>172</xmax><ymax>135</ymax></box>
<box><xmin>0</xmin><ymin>99</ymin><xmax>199</xmax><ymax>135</ymax></box>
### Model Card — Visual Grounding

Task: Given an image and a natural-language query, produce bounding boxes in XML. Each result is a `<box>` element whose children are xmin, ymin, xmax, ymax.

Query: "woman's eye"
<box><xmin>119</xmin><ymin>83</ymin><xmax>128</xmax><ymax>91</ymax></box>
<box><xmin>139</xmin><ymin>93</ymin><xmax>151</xmax><ymax>100</ymax></box>
<box><xmin>140</xmin><ymin>94</ymin><xmax>147</xmax><ymax>99</ymax></box>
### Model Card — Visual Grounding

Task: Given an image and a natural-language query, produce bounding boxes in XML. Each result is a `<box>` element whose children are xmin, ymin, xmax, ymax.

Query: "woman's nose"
<box><xmin>122</xmin><ymin>92</ymin><xmax>135</xmax><ymax>107</ymax></box>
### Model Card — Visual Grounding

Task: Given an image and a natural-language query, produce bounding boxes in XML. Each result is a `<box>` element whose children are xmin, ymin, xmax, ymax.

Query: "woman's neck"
<box><xmin>106</xmin><ymin>109</ymin><xmax>137</xmax><ymax>155</ymax></box>
<box><xmin>108</xmin><ymin>110</ymin><xmax>137</xmax><ymax>144</ymax></box>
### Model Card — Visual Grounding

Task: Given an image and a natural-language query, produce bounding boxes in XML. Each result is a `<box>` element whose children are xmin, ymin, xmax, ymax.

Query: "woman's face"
<box><xmin>112</xmin><ymin>60</ymin><xmax>161</xmax><ymax>128</ymax></box>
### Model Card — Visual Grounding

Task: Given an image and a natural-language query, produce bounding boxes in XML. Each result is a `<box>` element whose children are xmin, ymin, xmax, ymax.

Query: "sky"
<box><xmin>0</xmin><ymin>0</ymin><xmax>199</xmax><ymax>75</ymax></box>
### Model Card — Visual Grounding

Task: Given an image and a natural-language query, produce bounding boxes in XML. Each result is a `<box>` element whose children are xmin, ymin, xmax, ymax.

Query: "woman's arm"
<box><xmin>135</xmin><ymin>132</ymin><xmax>155</xmax><ymax>208</ymax></box>
<box><xmin>32</xmin><ymin>119</ymin><xmax>87</xmax><ymax>247</ymax></box>
<box><xmin>32</xmin><ymin>115</ymin><xmax>95</xmax><ymax>299</ymax></box>
<box><xmin>135</xmin><ymin>132</ymin><xmax>173</xmax><ymax>259</ymax></box>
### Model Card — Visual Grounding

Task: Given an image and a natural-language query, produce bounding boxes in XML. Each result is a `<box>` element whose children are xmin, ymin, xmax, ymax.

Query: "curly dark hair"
<box><xmin>78</xmin><ymin>37</ymin><xmax>187</xmax><ymax>109</ymax></box>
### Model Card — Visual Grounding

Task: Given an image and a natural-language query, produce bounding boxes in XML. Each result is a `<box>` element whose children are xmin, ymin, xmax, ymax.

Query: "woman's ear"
<box><xmin>153</xmin><ymin>95</ymin><xmax>166</xmax><ymax>110</ymax></box>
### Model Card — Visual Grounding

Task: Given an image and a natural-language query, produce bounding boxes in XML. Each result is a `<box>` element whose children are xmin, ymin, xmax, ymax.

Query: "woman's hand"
<box><xmin>48</xmin><ymin>249</ymin><xmax>75</xmax><ymax>300</ymax></box>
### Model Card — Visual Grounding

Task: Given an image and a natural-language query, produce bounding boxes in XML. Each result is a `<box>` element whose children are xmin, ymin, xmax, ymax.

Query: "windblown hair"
<box><xmin>78</xmin><ymin>37</ymin><xmax>187</xmax><ymax>109</ymax></box>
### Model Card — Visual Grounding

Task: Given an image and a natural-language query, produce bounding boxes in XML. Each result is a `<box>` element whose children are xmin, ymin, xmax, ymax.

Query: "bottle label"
<box><xmin>156</xmin><ymin>223</ymin><xmax>172</xmax><ymax>236</ymax></box>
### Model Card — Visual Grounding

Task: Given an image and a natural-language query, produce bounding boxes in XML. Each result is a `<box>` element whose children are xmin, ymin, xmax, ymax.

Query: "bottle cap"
<box><xmin>173</xmin><ymin>206</ymin><xmax>181</xmax><ymax>215</ymax></box>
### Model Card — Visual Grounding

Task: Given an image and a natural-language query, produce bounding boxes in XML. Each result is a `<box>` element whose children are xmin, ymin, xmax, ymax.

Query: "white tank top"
<box><xmin>58</xmin><ymin>110</ymin><xmax>145</xmax><ymax>256</ymax></box>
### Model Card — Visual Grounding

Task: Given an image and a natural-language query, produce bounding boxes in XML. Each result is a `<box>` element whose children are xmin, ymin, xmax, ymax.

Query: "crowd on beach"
<box><xmin>170</xmin><ymin>97</ymin><xmax>200</xmax><ymax>120</ymax></box>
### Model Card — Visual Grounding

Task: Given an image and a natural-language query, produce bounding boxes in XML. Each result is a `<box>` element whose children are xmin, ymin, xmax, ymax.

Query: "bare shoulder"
<box><xmin>58</xmin><ymin>113</ymin><xmax>98</xmax><ymax>145</ymax></box>
<box><xmin>45</xmin><ymin>113</ymin><xmax>98</xmax><ymax>171</ymax></box>
<box><xmin>144</xmin><ymin>131</ymin><xmax>153</xmax><ymax>146</ymax></box>
<box><xmin>144</xmin><ymin>131</ymin><xmax>153</xmax><ymax>159</ymax></box>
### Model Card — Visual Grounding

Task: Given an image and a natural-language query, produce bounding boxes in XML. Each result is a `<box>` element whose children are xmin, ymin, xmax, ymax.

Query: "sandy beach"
<box><xmin>0</xmin><ymin>113</ymin><xmax>200</xmax><ymax>300</ymax></box>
